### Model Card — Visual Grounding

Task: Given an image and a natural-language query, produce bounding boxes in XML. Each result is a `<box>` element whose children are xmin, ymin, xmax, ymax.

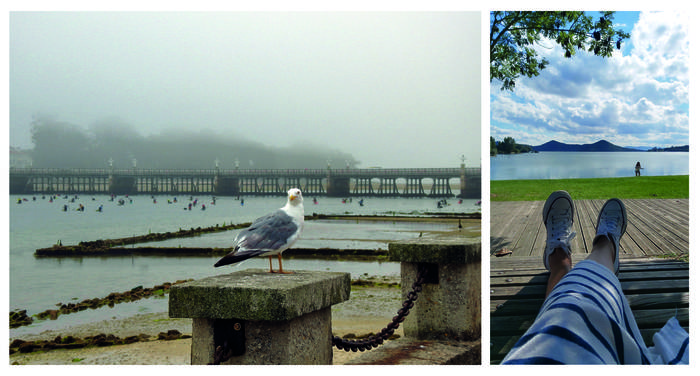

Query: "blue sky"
<box><xmin>490</xmin><ymin>11</ymin><xmax>689</xmax><ymax>149</ymax></box>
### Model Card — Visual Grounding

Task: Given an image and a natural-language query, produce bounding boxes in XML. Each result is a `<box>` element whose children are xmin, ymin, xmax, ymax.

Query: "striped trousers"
<box><xmin>501</xmin><ymin>260</ymin><xmax>688</xmax><ymax>364</ymax></box>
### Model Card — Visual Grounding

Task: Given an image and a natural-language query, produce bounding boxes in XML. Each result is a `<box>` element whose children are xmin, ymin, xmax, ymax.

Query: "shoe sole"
<box><xmin>542</xmin><ymin>190</ymin><xmax>574</xmax><ymax>270</ymax></box>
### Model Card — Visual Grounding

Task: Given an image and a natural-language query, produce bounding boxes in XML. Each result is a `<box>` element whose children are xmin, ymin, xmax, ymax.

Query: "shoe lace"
<box><xmin>547</xmin><ymin>211</ymin><xmax>576</xmax><ymax>251</ymax></box>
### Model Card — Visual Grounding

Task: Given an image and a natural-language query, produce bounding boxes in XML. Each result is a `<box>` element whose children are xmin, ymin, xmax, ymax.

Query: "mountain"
<box><xmin>532</xmin><ymin>140</ymin><xmax>637</xmax><ymax>152</ymax></box>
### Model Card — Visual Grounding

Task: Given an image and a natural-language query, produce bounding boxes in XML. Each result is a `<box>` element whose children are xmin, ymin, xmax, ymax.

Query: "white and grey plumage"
<box><xmin>214</xmin><ymin>188</ymin><xmax>304</xmax><ymax>274</ymax></box>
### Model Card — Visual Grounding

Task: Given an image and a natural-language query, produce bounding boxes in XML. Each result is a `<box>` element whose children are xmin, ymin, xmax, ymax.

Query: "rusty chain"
<box><xmin>211</xmin><ymin>344</ymin><xmax>231</xmax><ymax>365</ymax></box>
<box><xmin>332</xmin><ymin>264</ymin><xmax>428</xmax><ymax>352</ymax></box>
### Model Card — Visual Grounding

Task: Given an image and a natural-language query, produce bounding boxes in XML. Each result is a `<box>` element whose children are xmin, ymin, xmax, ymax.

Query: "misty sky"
<box><xmin>9</xmin><ymin>11</ymin><xmax>481</xmax><ymax>169</ymax></box>
<box><xmin>490</xmin><ymin>11</ymin><xmax>689</xmax><ymax>149</ymax></box>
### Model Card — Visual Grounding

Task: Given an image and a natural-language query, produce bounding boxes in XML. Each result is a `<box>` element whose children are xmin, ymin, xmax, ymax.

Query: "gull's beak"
<box><xmin>289</xmin><ymin>194</ymin><xmax>297</xmax><ymax>201</ymax></box>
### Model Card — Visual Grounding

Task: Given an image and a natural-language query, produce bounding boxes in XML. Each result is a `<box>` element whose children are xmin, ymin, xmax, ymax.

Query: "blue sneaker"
<box><xmin>542</xmin><ymin>191</ymin><xmax>576</xmax><ymax>271</ymax></box>
<box><xmin>594</xmin><ymin>198</ymin><xmax>627</xmax><ymax>275</ymax></box>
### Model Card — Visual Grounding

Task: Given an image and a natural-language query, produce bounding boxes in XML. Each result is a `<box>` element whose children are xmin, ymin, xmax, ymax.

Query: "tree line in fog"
<box><xmin>27</xmin><ymin>117</ymin><xmax>359</xmax><ymax>170</ymax></box>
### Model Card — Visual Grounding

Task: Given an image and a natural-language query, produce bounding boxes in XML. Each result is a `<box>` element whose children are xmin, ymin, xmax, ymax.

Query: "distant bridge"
<box><xmin>9</xmin><ymin>167</ymin><xmax>480</xmax><ymax>198</ymax></box>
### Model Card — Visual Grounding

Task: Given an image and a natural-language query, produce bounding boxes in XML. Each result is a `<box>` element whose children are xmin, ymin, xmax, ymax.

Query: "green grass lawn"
<box><xmin>490</xmin><ymin>175</ymin><xmax>689</xmax><ymax>201</ymax></box>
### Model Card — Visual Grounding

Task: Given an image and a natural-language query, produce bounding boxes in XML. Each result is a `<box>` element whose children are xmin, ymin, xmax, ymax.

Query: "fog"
<box><xmin>29</xmin><ymin>117</ymin><xmax>358</xmax><ymax>169</ymax></box>
<box><xmin>10</xmin><ymin>12</ymin><xmax>481</xmax><ymax>169</ymax></box>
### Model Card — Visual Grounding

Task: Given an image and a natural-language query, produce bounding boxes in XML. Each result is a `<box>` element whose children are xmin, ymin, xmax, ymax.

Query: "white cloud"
<box><xmin>491</xmin><ymin>11</ymin><xmax>689</xmax><ymax>148</ymax></box>
<box><xmin>632</xmin><ymin>12</ymin><xmax>689</xmax><ymax>77</ymax></box>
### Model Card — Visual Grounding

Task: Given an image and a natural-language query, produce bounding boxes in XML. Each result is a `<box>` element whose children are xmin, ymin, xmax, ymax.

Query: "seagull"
<box><xmin>214</xmin><ymin>188</ymin><xmax>304</xmax><ymax>274</ymax></box>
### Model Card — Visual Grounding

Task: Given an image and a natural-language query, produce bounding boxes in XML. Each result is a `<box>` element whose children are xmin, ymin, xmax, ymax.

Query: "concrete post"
<box><xmin>213</xmin><ymin>176</ymin><xmax>240</xmax><ymax>196</ymax></box>
<box><xmin>169</xmin><ymin>269</ymin><xmax>350</xmax><ymax>365</ymax></box>
<box><xmin>108</xmin><ymin>176</ymin><xmax>136</xmax><ymax>195</ymax></box>
<box><xmin>9</xmin><ymin>175</ymin><xmax>30</xmax><ymax>194</ymax></box>
<box><xmin>388</xmin><ymin>237</ymin><xmax>481</xmax><ymax>341</ymax></box>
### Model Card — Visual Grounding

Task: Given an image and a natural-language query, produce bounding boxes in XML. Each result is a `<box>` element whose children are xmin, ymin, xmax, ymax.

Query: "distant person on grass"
<box><xmin>501</xmin><ymin>191</ymin><xmax>688</xmax><ymax>364</ymax></box>
<box><xmin>635</xmin><ymin>161</ymin><xmax>642</xmax><ymax>176</ymax></box>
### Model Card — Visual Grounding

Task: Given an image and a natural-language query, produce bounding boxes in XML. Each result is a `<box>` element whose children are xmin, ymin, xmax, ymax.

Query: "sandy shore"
<box><xmin>10</xmin><ymin>284</ymin><xmax>404</xmax><ymax>365</ymax></box>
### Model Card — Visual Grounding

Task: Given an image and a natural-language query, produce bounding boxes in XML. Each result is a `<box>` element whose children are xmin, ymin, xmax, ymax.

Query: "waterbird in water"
<box><xmin>214</xmin><ymin>188</ymin><xmax>304</xmax><ymax>274</ymax></box>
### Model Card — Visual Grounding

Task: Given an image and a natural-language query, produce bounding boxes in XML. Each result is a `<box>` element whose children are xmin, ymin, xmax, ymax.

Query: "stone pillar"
<box><xmin>108</xmin><ymin>175</ymin><xmax>136</xmax><ymax>195</ymax></box>
<box><xmin>388</xmin><ymin>238</ymin><xmax>481</xmax><ymax>341</ymax></box>
<box><xmin>326</xmin><ymin>176</ymin><xmax>350</xmax><ymax>197</ymax></box>
<box><xmin>9</xmin><ymin>175</ymin><xmax>30</xmax><ymax>194</ymax></box>
<box><xmin>214</xmin><ymin>176</ymin><xmax>240</xmax><ymax>196</ymax></box>
<box><xmin>458</xmin><ymin>173</ymin><xmax>481</xmax><ymax>199</ymax></box>
<box><xmin>169</xmin><ymin>269</ymin><xmax>350</xmax><ymax>365</ymax></box>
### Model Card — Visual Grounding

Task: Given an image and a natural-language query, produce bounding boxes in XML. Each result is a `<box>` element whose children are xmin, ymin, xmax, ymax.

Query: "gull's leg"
<box><xmin>277</xmin><ymin>253</ymin><xmax>293</xmax><ymax>274</ymax></box>
<box><xmin>268</xmin><ymin>255</ymin><xmax>275</xmax><ymax>273</ymax></box>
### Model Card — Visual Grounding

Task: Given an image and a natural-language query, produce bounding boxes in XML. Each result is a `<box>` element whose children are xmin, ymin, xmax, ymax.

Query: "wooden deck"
<box><xmin>490</xmin><ymin>199</ymin><xmax>689</xmax><ymax>258</ymax></box>
<box><xmin>489</xmin><ymin>199</ymin><xmax>689</xmax><ymax>364</ymax></box>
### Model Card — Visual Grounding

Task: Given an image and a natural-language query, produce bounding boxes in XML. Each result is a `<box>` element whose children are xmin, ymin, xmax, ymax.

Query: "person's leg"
<box><xmin>586</xmin><ymin>233</ymin><xmax>615</xmax><ymax>272</ymax></box>
<box><xmin>545</xmin><ymin>247</ymin><xmax>572</xmax><ymax>297</ymax></box>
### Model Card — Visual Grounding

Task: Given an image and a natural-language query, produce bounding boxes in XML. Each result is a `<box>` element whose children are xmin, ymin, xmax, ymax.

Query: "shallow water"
<box><xmin>9</xmin><ymin>193</ymin><xmax>480</xmax><ymax>337</ymax></box>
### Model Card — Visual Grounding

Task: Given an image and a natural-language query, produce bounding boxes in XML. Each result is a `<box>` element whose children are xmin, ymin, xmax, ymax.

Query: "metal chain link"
<box><xmin>211</xmin><ymin>344</ymin><xmax>230</xmax><ymax>365</ymax></box>
<box><xmin>332</xmin><ymin>264</ymin><xmax>428</xmax><ymax>352</ymax></box>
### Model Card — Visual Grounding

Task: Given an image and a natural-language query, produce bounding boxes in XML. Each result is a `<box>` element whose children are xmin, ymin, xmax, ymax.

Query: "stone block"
<box><xmin>389</xmin><ymin>238</ymin><xmax>481</xmax><ymax>341</ymax></box>
<box><xmin>169</xmin><ymin>269</ymin><xmax>350</xmax><ymax>364</ymax></box>
<box><xmin>191</xmin><ymin>308</ymin><xmax>333</xmax><ymax>365</ymax></box>
<box><xmin>169</xmin><ymin>269</ymin><xmax>350</xmax><ymax>320</ymax></box>
<box><xmin>388</xmin><ymin>237</ymin><xmax>480</xmax><ymax>264</ymax></box>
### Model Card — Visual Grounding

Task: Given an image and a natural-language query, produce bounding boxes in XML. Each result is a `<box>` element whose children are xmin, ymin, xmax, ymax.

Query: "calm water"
<box><xmin>9</xmin><ymin>193</ymin><xmax>480</xmax><ymax>337</ymax></box>
<box><xmin>490</xmin><ymin>151</ymin><xmax>689</xmax><ymax>180</ymax></box>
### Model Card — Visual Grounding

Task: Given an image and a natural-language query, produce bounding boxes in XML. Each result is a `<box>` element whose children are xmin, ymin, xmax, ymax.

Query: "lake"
<box><xmin>490</xmin><ymin>151</ymin><xmax>689</xmax><ymax>180</ymax></box>
<box><xmin>9</xmin><ymin>194</ymin><xmax>480</xmax><ymax>338</ymax></box>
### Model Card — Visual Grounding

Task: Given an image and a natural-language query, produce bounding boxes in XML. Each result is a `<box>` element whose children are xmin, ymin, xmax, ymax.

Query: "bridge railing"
<box><xmin>9</xmin><ymin>167</ymin><xmax>481</xmax><ymax>198</ymax></box>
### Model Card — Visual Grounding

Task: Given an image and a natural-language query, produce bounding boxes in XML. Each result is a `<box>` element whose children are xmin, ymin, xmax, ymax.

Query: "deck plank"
<box><xmin>490</xmin><ymin>199</ymin><xmax>689</xmax><ymax>258</ymax></box>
